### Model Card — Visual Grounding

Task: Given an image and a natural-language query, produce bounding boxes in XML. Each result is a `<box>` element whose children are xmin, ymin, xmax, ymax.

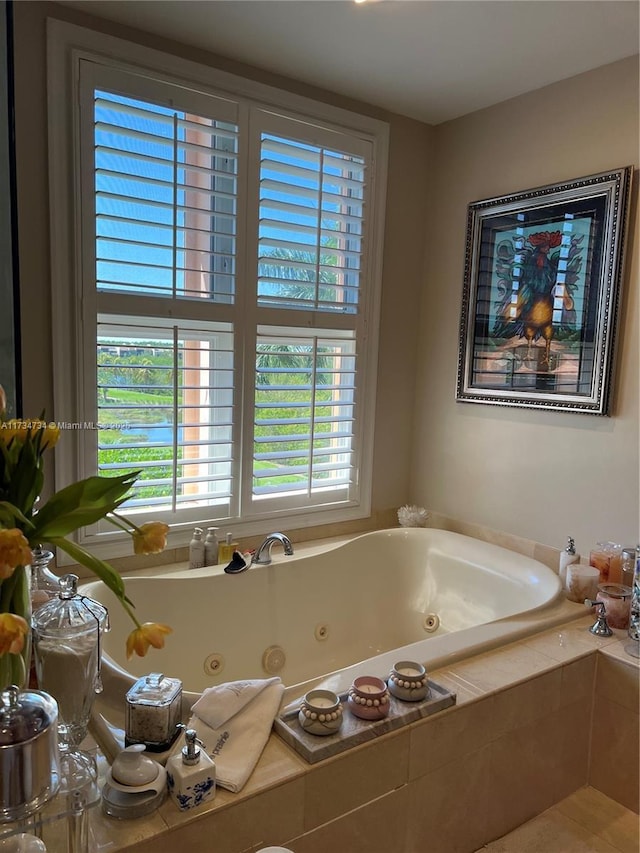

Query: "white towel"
<box><xmin>185</xmin><ymin>678</ymin><xmax>284</xmax><ymax>793</ymax></box>
<box><xmin>192</xmin><ymin>677</ymin><xmax>282</xmax><ymax>730</ymax></box>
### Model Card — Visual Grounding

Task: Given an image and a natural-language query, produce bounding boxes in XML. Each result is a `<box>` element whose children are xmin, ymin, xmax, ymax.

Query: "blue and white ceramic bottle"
<box><xmin>166</xmin><ymin>729</ymin><xmax>216</xmax><ymax>811</ymax></box>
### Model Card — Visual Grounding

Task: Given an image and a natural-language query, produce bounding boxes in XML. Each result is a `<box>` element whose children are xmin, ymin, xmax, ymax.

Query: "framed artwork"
<box><xmin>456</xmin><ymin>167</ymin><xmax>633</xmax><ymax>415</ymax></box>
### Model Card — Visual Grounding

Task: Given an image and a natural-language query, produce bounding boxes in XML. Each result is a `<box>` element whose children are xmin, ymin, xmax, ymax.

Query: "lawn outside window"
<box><xmin>47</xmin><ymin>21</ymin><xmax>388</xmax><ymax>560</ymax></box>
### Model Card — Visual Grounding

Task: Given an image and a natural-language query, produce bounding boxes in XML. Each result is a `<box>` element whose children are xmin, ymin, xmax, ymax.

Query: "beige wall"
<box><xmin>12</xmin><ymin>4</ymin><xmax>639</xmax><ymax>552</ymax></box>
<box><xmin>12</xmin><ymin>1</ymin><xmax>432</xmax><ymax>517</ymax></box>
<box><xmin>414</xmin><ymin>56</ymin><xmax>639</xmax><ymax>551</ymax></box>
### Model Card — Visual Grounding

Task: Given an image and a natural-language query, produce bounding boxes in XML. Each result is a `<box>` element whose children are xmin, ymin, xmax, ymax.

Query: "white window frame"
<box><xmin>47</xmin><ymin>19</ymin><xmax>388</xmax><ymax>561</ymax></box>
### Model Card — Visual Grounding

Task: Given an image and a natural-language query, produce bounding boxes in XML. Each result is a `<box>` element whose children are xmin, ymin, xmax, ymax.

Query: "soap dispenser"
<box><xmin>189</xmin><ymin>528</ymin><xmax>205</xmax><ymax>569</ymax></box>
<box><xmin>559</xmin><ymin>537</ymin><xmax>579</xmax><ymax>589</ymax></box>
<box><xmin>166</xmin><ymin>729</ymin><xmax>216</xmax><ymax>811</ymax></box>
<box><xmin>204</xmin><ymin>527</ymin><xmax>219</xmax><ymax>566</ymax></box>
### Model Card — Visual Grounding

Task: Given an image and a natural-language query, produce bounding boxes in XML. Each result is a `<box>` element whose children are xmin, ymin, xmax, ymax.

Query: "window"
<box><xmin>48</xmin><ymin>24</ymin><xmax>388</xmax><ymax>556</ymax></box>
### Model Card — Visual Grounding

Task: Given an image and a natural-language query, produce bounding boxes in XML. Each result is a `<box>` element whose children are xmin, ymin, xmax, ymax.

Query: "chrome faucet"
<box><xmin>585</xmin><ymin>599</ymin><xmax>613</xmax><ymax>637</ymax></box>
<box><xmin>252</xmin><ymin>532</ymin><xmax>294</xmax><ymax>566</ymax></box>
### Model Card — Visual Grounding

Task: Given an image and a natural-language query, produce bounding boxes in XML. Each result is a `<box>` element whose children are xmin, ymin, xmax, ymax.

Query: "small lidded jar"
<box><xmin>125</xmin><ymin>673</ymin><xmax>182</xmax><ymax>752</ymax></box>
<box><xmin>596</xmin><ymin>583</ymin><xmax>633</xmax><ymax>630</ymax></box>
<box><xmin>620</xmin><ymin>547</ymin><xmax>637</xmax><ymax>588</ymax></box>
<box><xmin>589</xmin><ymin>541</ymin><xmax>622</xmax><ymax>584</ymax></box>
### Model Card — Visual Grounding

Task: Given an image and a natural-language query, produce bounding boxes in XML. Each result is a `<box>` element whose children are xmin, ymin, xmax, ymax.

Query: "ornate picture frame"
<box><xmin>456</xmin><ymin>167</ymin><xmax>633</xmax><ymax>415</ymax></box>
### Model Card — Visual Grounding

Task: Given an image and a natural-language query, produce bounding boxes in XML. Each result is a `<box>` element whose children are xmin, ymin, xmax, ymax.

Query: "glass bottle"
<box><xmin>628</xmin><ymin>547</ymin><xmax>640</xmax><ymax>644</ymax></box>
<box><xmin>32</xmin><ymin>574</ymin><xmax>108</xmax><ymax>754</ymax></box>
<box><xmin>30</xmin><ymin>547</ymin><xmax>61</xmax><ymax>612</ymax></box>
<box><xmin>589</xmin><ymin>541</ymin><xmax>622</xmax><ymax>584</ymax></box>
<box><xmin>620</xmin><ymin>547</ymin><xmax>637</xmax><ymax>587</ymax></box>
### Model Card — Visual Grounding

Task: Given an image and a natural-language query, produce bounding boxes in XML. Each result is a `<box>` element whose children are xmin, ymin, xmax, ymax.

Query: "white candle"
<box><xmin>358</xmin><ymin>683</ymin><xmax>383</xmax><ymax>695</ymax></box>
<box><xmin>397</xmin><ymin>667</ymin><xmax>421</xmax><ymax>677</ymax></box>
<box><xmin>307</xmin><ymin>696</ymin><xmax>336</xmax><ymax>709</ymax></box>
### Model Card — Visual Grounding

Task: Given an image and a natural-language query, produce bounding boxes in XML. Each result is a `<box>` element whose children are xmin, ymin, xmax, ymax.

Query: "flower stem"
<box><xmin>119</xmin><ymin>596</ymin><xmax>142</xmax><ymax>630</ymax></box>
<box><xmin>110</xmin><ymin>511</ymin><xmax>142</xmax><ymax>535</ymax></box>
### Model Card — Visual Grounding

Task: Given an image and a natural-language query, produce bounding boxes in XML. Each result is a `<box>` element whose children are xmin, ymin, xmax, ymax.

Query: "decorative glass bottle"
<box><xmin>627</xmin><ymin>547</ymin><xmax>640</xmax><ymax>655</ymax></box>
<box><xmin>32</xmin><ymin>574</ymin><xmax>108</xmax><ymax>758</ymax></box>
<box><xmin>30</xmin><ymin>547</ymin><xmax>60</xmax><ymax>612</ymax></box>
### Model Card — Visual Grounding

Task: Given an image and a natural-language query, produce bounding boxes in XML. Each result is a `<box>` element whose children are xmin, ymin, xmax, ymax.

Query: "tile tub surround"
<box><xmin>87</xmin><ymin>619</ymin><xmax>639</xmax><ymax>853</ymax></box>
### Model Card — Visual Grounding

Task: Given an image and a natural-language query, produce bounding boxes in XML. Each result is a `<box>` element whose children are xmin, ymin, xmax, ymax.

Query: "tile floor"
<box><xmin>475</xmin><ymin>787</ymin><xmax>639</xmax><ymax>853</ymax></box>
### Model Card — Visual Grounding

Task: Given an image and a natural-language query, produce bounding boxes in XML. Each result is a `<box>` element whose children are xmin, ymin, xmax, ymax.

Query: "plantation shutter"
<box><xmin>84</xmin><ymin>65</ymin><xmax>241</xmax><ymax>520</ymax></box>
<box><xmin>249</xmin><ymin>121</ymin><xmax>368</xmax><ymax>507</ymax></box>
<box><xmin>257</xmin><ymin>133</ymin><xmax>365</xmax><ymax>313</ymax></box>
<box><xmin>67</xmin><ymin>55</ymin><xmax>384</xmax><ymax>550</ymax></box>
<box><xmin>94</xmin><ymin>88</ymin><xmax>239</xmax><ymax>302</ymax></box>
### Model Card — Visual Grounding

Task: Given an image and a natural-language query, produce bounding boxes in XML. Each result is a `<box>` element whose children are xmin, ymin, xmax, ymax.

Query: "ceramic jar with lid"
<box><xmin>0</xmin><ymin>685</ymin><xmax>60</xmax><ymax>822</ymax></box>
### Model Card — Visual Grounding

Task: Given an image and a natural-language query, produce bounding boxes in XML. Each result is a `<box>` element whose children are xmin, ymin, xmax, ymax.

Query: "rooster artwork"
<box><xmin>491</xmin><ymin>228</ymin><xmax>583</xmax><ymax>372</ymax></box>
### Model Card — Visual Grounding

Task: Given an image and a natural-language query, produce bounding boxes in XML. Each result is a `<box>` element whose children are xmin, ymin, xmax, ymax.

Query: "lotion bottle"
<box><xmin>189</xmin><ymin>527</ymin><xmax>205</xmax><ymax>569</ymax></box>
<box><xmin>166</xmin><ymin>729</ymin><xmax>216</xmax><ymax>811</ymax></box>
<box><xmin>559</xmin><ymin>536</ymin><xmax>579</xmax><ymax>589</ymax></box>
<box><xmin>204</xmin><ymin>527</ymin><xmax>219</xmax><ymax>566</ymax></box>
<box><xmin>218</xmin><ymin>532</ymin><xmax>238</xmax><ymax>564</ymax></box>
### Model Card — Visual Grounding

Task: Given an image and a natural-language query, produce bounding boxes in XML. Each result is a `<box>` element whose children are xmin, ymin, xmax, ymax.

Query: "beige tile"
<box><xmin>491</xmin><ymin>669</ymin><xmax>562</xmax><ymax>739</ymax></box>
<box><xmin>407</xmin><ymin>743</ymin><xmax>492</xmax><ymax>853</ymax></box>
<box><xmin>560</xmin><ymin>654</ymin><xmax>597</xmax><ymax>707</ymax></box>
<box><xmin>600</xmin><ymin>637</ymin><xmax>640</xmax><ymax>669</ymax></box>
<box><xmin>90</xmin><ymin>807</ymin><xmax>168</xmax><ymax>852</ymax></box>
<box><xmin>289</xmin><ymin>786</ymin><xmax>409</xmax><ymax>853</ymax></box>
<box><xmin>409</xmin><ymin>695</ymin><xmax>495</xmax><ymax>779</ymax></box>
<box><xmin>487</xmin><ymin>712</ymin><xmax>563</xmax><ymax>841</ymax></box>
<box><xmin>554</xmin><ymin>699</ymin><xmax>592</xmax><ymax>802</ymax></box>
<box><xmin>479</xmin><ymin>807</ymin><xmax>623</xmax><ymax>852</ymax></box>
<box><xmin>533</xmin><ymin>542</ymin><xmax>562</xmax><ymax>572</ymax></box>
<box><xmin>303</xmin><ymin>729</ymin><xmax>410</xmax><ymax>830</ymax></box>
<box><xmin>555</xmin><ymin>786</ymin><xmax>640</xmax><ymax>853</ymax></box>
<box><xmin>429</xmin><ymin>668</ymin><xmax>488</xmax><ymax>704</ymax></box>
<box><xmin>590</xmin><ymin>693</ymin><xmax>640</xmax><ymax>814</ymax></box>
<box><xmin>124</xmin><ymin>778</ymin><xmax>305</xmax><ymax>853</ymax></box>
<box><xmin>596</xmin><ymin>654</ymin><xmax>640</xmax><ymax>714</ymax></box>
<box><xmin>449</xmin><ymin>642</ymin><xmax>557</xmax><ymax>694</ymax></box>
<box><xmin>158</xmin><ymin>735</ymin><xmax>307</xmax><ymax>829</ymax></box>
<box><xmin>523</xmin><ymin>619</ymin><xmax>611</xmax><ymax>664</ymax></box>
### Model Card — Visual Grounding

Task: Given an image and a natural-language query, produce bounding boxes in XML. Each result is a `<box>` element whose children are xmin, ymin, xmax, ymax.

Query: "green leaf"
<box><xmin>0</xmin><ymin>501</ymin><xmax>34</xmax><ymax>530</ymax></box>
<box><xmin>32</xmin><ymin>473</ymin><xmax>139</xmax><ymax>538</ymax></box>
<box><xmin>48</xmin><ymin>536</ymin><xmax>130</xmax><ymax>603</ymax></box>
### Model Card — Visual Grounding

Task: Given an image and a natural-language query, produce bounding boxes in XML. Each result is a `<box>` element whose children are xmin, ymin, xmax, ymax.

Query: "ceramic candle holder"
<box><xmin>298</xmin><ymin>689</ymin><xmax>343</xmax><ymax>736</ymax></box>
<box><xmin>387</xmin><ymin>660</ymin><xmax>429</xmax><ymax>702</ymax></box>
<box><xmin>347</xmin><ymin>676</ymin><xmax>390</xmax><ymax>720</ymax></box>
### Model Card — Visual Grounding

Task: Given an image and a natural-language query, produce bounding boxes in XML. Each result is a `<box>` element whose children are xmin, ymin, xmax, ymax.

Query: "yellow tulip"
<box><xmin>0</xmin><ymin>419</ymin><xmax>59</xmax><ymax>450</ymax></box>
<box><xmin>0</xmin><ymin>612</ymin><xmax>29</xmax><ymax>655</ymax></box>
<box><xmin>132</xmin><ymin>522</ymin><xmax>170</xmax><ymax>555</ymax></box>
<box><xmin>41</xmin><ymin>422</ymin><xmax>61</xmax><ymax>450</ymax></box>
<box><xmin>126</xmin><ymin>622</ymin><xmax>172</xmax><ymax>659</ymax></box>
<box><xmin>0</xmin><ymin>420</ymin><xmax>26</xmax><ymax>446</ymax></box>
<box><xmin>0</xmin><ymin>529</ymin><xmax>32</xmax><ymax>580</ymax></box>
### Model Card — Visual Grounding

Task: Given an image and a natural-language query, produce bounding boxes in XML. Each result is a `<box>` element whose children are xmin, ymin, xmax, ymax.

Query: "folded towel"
<box><xmin>185</xmin><ymin>678</ymin><xmax>284</xmax><ymax>793</ymax></box>
<box><xmin>192</xmin><ymin>676</ymin><xmax>282</xmax><ymax>730</ymax></box>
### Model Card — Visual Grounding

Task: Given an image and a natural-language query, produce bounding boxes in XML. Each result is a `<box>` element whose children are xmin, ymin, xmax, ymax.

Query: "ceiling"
<box><xmin>57</xmin><ymin>1</ymin><xmax>639</xmax><ymax>125</ymax></box>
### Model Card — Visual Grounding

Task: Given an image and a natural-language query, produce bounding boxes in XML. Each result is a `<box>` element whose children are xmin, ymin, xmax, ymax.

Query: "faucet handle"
<box><xmin>585</xmin><ymin>599</ymin><xmax>614</xmax><ymax>637</ymax></box>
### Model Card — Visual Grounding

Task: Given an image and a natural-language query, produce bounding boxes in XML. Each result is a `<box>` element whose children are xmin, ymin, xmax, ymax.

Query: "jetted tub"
<box><xmin>82</xmin><ymin>528</ymin><xmax>568</xmax><ymax>716</ymax></box>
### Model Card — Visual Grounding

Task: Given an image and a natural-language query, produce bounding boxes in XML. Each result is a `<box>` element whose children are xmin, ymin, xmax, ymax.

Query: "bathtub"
<box><xmin>83</xmin><ymin>528</ymin><xmax>570</xmax><ymax>723</ymax></box>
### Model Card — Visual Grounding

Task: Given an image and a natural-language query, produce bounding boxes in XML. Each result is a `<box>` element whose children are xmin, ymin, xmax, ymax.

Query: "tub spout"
<box><xmin>252</xmin><ymin>532</ymin><xmax>294</xmax><ymax>566</ymax></box>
